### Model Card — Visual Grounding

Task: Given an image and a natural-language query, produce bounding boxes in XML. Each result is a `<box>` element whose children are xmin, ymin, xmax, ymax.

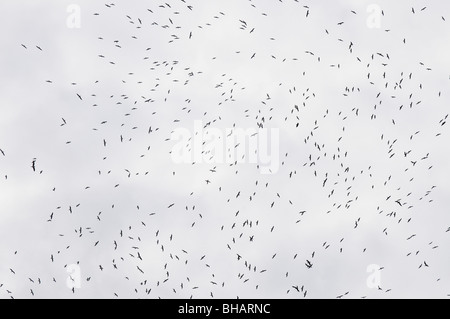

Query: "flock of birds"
<box><xmin>0</xmin><ymin>0</ymin><xmax>449</xmax><ymax>299</ymax></box>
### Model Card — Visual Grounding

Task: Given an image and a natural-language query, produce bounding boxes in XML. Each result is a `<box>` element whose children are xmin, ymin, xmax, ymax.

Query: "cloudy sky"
<box><xmin>0</xmin><ymin>0</ymin><xmax>449</xmax><ymax>299</ymax></box>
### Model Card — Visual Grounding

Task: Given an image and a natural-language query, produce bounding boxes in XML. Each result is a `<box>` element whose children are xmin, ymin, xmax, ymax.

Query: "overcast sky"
<box><xmin>0</xmin><ymin>0</ymin><xmax>449</xmax><ymax>299</ymax></box>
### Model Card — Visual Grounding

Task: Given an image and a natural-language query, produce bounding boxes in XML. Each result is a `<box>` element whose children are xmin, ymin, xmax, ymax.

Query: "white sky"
<box><xmin>0</xmin><ymin>0</ymin><xmax>449</xmax><ymax>299</ymax></box>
